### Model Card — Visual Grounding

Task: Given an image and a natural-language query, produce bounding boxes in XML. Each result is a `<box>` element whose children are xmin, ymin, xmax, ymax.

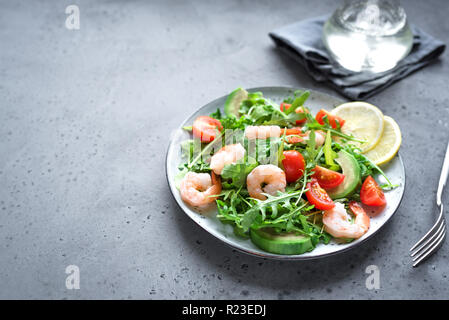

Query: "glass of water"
<box><xmin>322</xmin><ymin>0</ymin><xmax>413</xmax><ymax>73</ymax></box>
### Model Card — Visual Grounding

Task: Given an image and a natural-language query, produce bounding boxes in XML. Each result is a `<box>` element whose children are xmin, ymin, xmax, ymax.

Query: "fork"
<box><xmin>410</xmin><ymin>141</ymin><xmax>449</xmax><ymax>267</ymax></box>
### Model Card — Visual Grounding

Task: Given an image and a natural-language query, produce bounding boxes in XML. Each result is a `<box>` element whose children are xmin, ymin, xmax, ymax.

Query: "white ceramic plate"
<box><xmin>166</xmin><ymin>87</ymin><xmax>405</xmax><ymax>260</ymax></box>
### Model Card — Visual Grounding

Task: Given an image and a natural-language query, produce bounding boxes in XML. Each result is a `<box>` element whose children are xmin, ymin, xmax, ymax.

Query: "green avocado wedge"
<box><xmin>327</xmin><ymin>150</ymin><xmax>361</xmax><ymax>199</ymax></box>
<box><xmin>224</xmin><ymin>87</ymin><xmax>248</xmax><ymax>118</ymax></box>
<box><xmin>250</xmin><ymin>227</ymin><xmax>314</xmax><ymax>255</ymax></box>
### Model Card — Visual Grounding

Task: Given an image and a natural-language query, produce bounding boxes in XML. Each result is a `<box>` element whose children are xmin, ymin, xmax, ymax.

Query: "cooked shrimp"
<box><xmin>246</xmin><ymin>164</ymin><xmax>286</xmax><ymax>200</ymax></box>
<box><xmin>210</xmin><ymin>143</ymin><xmax>245</xmax><ymax>175</ymax></box>
<box><xmin>180</xmin><ymin>172</ymin><xmax>222</xmax><ymax>207</ymax></box>
<box><xmin>314</xmin><ymin>130</ymin><xmax>326</xmax><ymax>146</ymax></box>
<box><xmin>322</xmin><ymin>202</ymin><xmax>370</xmax><ymax>239</ymax></box>
<box><xmin>245</xmin><ymin>125</ymin><xmax>324</xmax><ymax>147</ymax></box>
<box><xmin>245</xmin><ymin>125</ymin><xmax>281</xmax><ymax>140</ymax></box>
<box><xmin>301</xmin><ymin>130</ymin><xmax>325</xmax><ymax>147</ymax></box>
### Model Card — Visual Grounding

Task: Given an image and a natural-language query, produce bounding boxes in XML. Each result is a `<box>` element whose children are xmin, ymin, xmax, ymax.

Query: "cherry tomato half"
<box><xmin>312</xmin><ymin>166</ymin><xmax>345</xmax><ymax>189</ymax></box>
<box><xmin>315</xmin><ymin>109</ymin><xmax>345</xmax><ymax>129</ymax></box>
<box><xmin>280</xmin><ymin>103</ymin><xmax>308</xmax><ymax>125</ymax></box>
<box><xmin>192</xmin><ymin>116</ymin><xmax>223</xmax><ymax>143</ymax></box>
<box><xmin>305</xmin><ymin>179</ymin><xmax>335</xmax><ymax>210</ymax></box>
<box><xmin>360</xmin><ymin>176</ymin><xmax>386</xmax><ymax>207</ymax></box>
<box><xmin>282</xmin><ymin>150</ymin><xmax>305</xmax><ymax>183</ymax></box>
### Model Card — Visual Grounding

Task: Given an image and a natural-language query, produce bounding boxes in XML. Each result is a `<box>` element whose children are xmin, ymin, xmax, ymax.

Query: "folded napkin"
<box><xmin>269</xmin><ymin>16</ymin><xmax>446</xmax><ymax>100</ymax></box>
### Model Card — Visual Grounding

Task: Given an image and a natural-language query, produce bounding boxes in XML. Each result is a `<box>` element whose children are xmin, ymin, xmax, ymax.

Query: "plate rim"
<box><xmin>165</xmin><ymin>86</ymin><xmax>406</xmax><ymax>260</ymax></box>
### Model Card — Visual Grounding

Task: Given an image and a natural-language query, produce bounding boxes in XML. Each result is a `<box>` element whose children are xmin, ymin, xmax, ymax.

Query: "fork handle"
<box><xmin>437</xmin><ymin>141</ymin><xmax>449</xmax><ymax>206</ymax></box>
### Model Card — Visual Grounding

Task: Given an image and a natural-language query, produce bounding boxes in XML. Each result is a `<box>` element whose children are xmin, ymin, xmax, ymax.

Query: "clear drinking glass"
<box><xmin>322</xmin><ymin>0</ymin><xmax>413</xmax><ymax>73</ymax></box>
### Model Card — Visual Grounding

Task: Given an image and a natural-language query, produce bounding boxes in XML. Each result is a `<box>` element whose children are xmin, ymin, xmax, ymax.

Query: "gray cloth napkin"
<box><xmin>269</xmin><ymin>16</ymin><xmax>446</xmax><ymax>100</ymax></box>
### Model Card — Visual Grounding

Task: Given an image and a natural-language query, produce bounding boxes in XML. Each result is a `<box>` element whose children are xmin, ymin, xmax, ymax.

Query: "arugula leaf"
<box><xmin>241</xmin><ymin>206</ymin><xmax>260</xmax><ymax>231</ymax></box>
<box><xmin>221</xmin><ymin>161</ymin><xmax>258</xmax><ymax>189</ymax></box>
<box><xmin>220</xmin><ymin>114</ymin><xmax>252</xmax><ymax>131</ymax></box>
<box><xmin>278</xmin><ymin>129</ymin><xmax>286</xmax><ymax>168</ymax></box>
<box><xmin>241</xmin><ymin>93</ymin><xmax>305</xmax><ymax>127</ymax></box>
<box><xmin>302</xmin><ymin>130</ymin><xmax>318</xmax><ymax>171</ymax></box>
<box><xmin>285</xmin><ymin>90</ymin><xmax>310</xmax><ymax>115</ymax></box>
<box><xmin>283</xmin><ymin>89</ymin><xmax>310</xmax><ymax>104</ymax></box>
<box><xmin>262</xmin><ymin>111</ymin><xmax>305</xmax><ymax>126</ymax></box>
<box><xmin>324</xmin><ymin>130</ymin><xmax>340</xmax><ymax>171</ymax></box>
<box><xmin>210</xmin><ymin>108</ymin><xmax>222</xmax><ymax>119</ymax></box>
<box><xmin>249</xmin><ymin>104</ymin><xmax>274</xmax><ymax>124</ymax></box>
<box><xmin>241</xmin><ymin>189</ymin><xmax>305</xmax><ymax>231</ymax></box>
<box><xmin>239</xmin><ymin>92</ymin><xmax>266</xmax><ymax>114</ymax></box>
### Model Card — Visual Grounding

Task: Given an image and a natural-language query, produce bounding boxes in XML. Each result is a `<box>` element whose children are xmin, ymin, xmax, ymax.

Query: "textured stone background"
<box><xmin>1</xmin><ymin>0</ymin><xmax>448</xmax><ymax>299</ymax></box>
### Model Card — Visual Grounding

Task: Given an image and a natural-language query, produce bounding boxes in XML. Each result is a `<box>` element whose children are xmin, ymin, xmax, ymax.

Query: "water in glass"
<box><xmin>322</xmin><ymin>0</ymin><xmax>413</xmax><ymax>73</ymax></box>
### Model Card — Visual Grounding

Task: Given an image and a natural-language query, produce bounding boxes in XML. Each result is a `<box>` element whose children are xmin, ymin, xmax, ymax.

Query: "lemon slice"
<box><xmin>364</xmin><ymin>116</ymin><xmax>402</xmax><ymax>165</ymax></box>
<box><xmin>331</xmin><ymin>101</ymin><xmax>384</xmax><ymax>152</ymax></box>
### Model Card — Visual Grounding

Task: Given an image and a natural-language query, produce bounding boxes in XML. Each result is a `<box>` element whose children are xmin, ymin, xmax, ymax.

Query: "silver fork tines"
<box><xmin>410</xmin><ymin>142</ymin><xmax>449</xmax><ymax>267</ymax></box>
<box><xmin>413</xmin><ymin>226</ymin><xmax>446</xmax><ymax>267</ymax></box>
<box><xmin>410</xmin><ymin>205</ymin><xmax>445</xmax><ymax>267</ymax></box>
<box><xmin>410</xmin><ymin>204</ymin><xmax>444</xmax><ymax>252</ymax></box>
<box><xmin>410</xmin><ymin>206</ymin><xmax>446</xmax><ymax>268</ymax></box>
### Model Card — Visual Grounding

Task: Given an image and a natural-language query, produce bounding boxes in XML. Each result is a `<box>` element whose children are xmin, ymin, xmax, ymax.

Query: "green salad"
<box><xmin>176</xmin><ymin>88</ymin><xmax>397</xmax><ymax>255</ymax></box>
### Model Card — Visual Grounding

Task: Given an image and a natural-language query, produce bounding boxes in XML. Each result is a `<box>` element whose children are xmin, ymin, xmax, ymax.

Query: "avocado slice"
<box><xmin>224</xmin><ymin>88</ymin><xmax>248</xmax><ymax>118</ymax></box>
<box><xmin>250</xmin><ymin>227</ymin><xmax>313</xmax><ymax>255</ymax></box>
<box><xmin>327</xmin><ymin>150</ymin><xmax>361</xmax><ymax>199</ymax></box>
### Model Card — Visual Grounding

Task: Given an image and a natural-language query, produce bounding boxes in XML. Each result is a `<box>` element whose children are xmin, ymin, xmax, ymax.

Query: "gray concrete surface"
<box><xmin>1</xmin><ymin>0</ymin><xmax>448</xmax><ymax>299</ymax></box>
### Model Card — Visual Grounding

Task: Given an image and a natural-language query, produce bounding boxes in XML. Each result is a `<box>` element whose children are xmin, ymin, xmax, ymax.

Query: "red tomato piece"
<box><xmin>280</xmin><ymin>103</ymin><xmax>307</xmax><ymax>125</ymax></box>
<box><xmin>315</xmin><ymin>109</ymin><xmax>345</xmax><ymax>129</ymax></box>
<box><xmin>305</xmin><ymin>179</ymin><xmax>335</xmax><ymax>210</ymax></box>
<box><xmin>294</xmin><ymin>108</ymin><xmax>307</xmax><ymax>125</ymax></box>
<box><xmin>192</xmin><ymin>116</ymin><xmax>223</xmax><ymax>143</ymax></box>
<box><xmin>311</xmin><ymin>166</ymin><xmax>345</xmax><ymax>189</ymax></box>
<box><xmin>360</xmin><ymin>176</ymin><xmax>386</xmax><ymax>207</ymax></box>
<box><xmin>282</xmin><ymin>150</ymin><xmax>306</xmax><ymax>183</ymax></box>
<box><xmin>280</xmin><ymin>102</ymin><xmax>290</xmax><ymax>112</ymax></box>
